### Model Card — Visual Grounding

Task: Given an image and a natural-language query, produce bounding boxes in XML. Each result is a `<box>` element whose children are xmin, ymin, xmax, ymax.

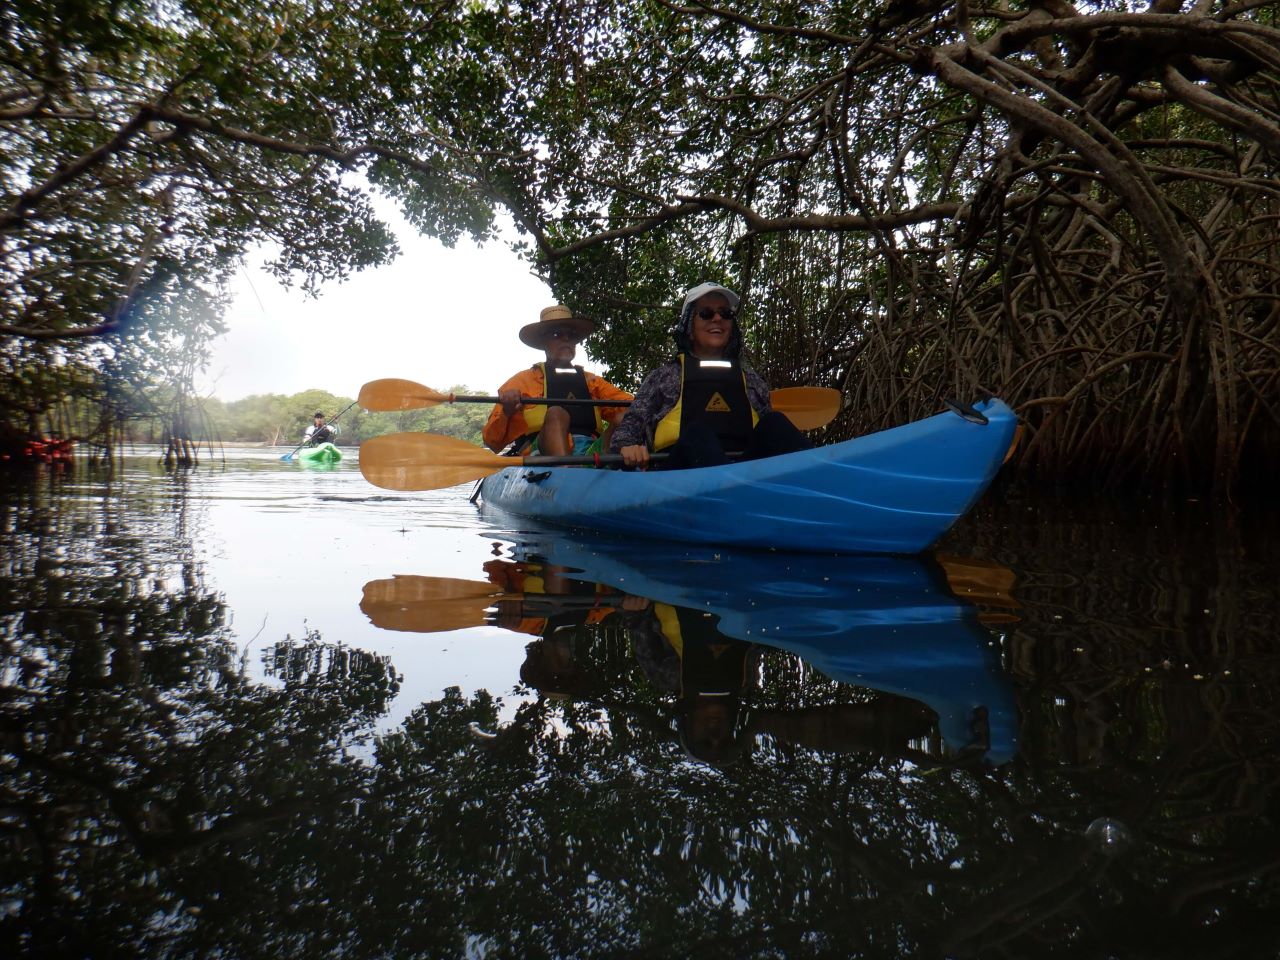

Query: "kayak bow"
<box><xmin>295</xmin><ymin>441</ymin><xmax>343</xmax><ymax>464</ymax></box>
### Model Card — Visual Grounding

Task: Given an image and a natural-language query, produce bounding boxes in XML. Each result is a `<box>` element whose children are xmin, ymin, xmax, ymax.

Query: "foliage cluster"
<box><xmin>402</xmin><ymin>0</ymin><xmax>1279</xmax><ymax>493</ymax></box>
<box><xmin>2</xmin><ymin>0</ymin><xmax>398</xmax><ymax>451</ymax></box>
<box><xmin>5</xmin><ymin>0</ymin><xmax>1279</xmax><ymax>489</ymax></box>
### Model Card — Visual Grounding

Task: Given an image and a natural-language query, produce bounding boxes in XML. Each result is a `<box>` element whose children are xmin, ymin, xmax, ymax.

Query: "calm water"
<box><xmin>3</xmin><ymin>448</ymin><xmax>1279</xmax><ymax>958</ymax></box>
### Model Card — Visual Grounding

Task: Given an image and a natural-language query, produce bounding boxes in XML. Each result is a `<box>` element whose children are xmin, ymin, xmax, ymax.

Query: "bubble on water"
<box><xmin>1085</xmin><ymin>817</ymin><xmax>1133</xmax><ymax>857</ymax></box>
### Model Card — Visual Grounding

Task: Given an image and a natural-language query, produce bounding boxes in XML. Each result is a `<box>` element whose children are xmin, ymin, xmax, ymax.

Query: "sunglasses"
<box><xmin>546</xmin><ymin>328</ymin><xmax>579</xmax><ymax>341</ymax></box>
<box><xmin>695</xmin><ymin>307</ymin><xmax>736</xmax><ymax>322</ymax></box>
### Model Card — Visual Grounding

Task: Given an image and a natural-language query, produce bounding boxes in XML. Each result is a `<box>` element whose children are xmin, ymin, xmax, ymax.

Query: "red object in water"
<box><xmin>21</xmin><ymin>437</ymin><xmax>75</xmax><ymax>463</ymax></box>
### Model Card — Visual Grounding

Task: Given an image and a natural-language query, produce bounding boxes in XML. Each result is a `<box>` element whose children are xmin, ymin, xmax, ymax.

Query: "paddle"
<box><xmin>359</xmin><ymin>431</ymin><xmax>669</xmax><ymax>491</ymax></box>
<box><xmin>361</xmin><ymin>575</ymin><xmax>509</xmax><ymax>632</ymax></box>
<box><xmin>280</xmin><ymin>399</ymin><xmax>358</xmax><ymax>462</ymax></box>
<box><xmin>935</xmin><ymin>554</ymin><xmax>1021</xmax><ymax>625</ymax></box>
<box><xmin>769</xmin><ymin>386</ymin><xmax>843</xmax><ymax>431</ymax></box>
<box><xmin>357</xmin><ymin>379</ymin><xmax>841</xmax><ymax>431</ymax></box>
<box><xmin>361</xmin><ymin>574</ymin><xmax>617</xmax><ymax>633</ymax></box>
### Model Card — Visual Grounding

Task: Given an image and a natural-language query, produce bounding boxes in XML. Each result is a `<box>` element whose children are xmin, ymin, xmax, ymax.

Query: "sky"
<box><xmin>201</xmin><ymin>199</ymin><xmax>558</xmax><ymax>402</ymax></box>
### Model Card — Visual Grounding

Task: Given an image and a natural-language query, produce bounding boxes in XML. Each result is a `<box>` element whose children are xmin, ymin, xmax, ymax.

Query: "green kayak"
<box><xmin>296</xmin><ymin>441</ymin><xmax>343</xmax><ymax>463</ymax></box>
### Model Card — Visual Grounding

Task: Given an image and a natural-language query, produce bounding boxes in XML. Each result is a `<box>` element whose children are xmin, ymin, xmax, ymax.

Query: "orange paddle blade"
<box><xmin>772</xmin><ymin>386</ymin><xmax>841</xmax><ymax>430</ymax></box>
<box><xmin>360</xmin><ymin>575</ymin><xmax>510</xmax><ymax>633</ymax></box>
<box><xmin>358</xmin><ymin>378</ymin><xmax>452</xmax><ymax>412</ymax></box>
<box><xmin>360</xmin><ymin>432</ymin><xmax>509</xmax><ymax>491</ymax></box>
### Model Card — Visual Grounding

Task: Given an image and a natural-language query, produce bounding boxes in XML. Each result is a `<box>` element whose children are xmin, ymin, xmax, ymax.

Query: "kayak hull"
<box><xmin>296</xmin><ymin>441</ymin><xmax>343</xmax><ymax>463</ymax></box>
<box><xmin>479</xmin><ymin>398</ymin><xmax>1016</xmax><ymax>554</ymax></box>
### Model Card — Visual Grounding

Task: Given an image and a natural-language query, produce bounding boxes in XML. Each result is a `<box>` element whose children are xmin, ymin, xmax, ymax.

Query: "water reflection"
<box><xmin>1</xmin><ymin>468</ymin><xmax>403</xmax><ymax>955</ymax></box>
<box><xmin>362</xmin><ymin>539</ymin><xmax>1019</xmax><ymax>767</ymax></box>
<box><xmin>5</xmin><ymin>463</ymin><xmax>1280</xmax><ymax>958</ymax></box>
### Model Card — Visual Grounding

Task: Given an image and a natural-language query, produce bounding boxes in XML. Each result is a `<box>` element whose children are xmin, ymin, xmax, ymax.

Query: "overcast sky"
<box><xmin>201</xmin><ymin>200</ymin><xmax>563</xmax><ymax>402</ymax></box>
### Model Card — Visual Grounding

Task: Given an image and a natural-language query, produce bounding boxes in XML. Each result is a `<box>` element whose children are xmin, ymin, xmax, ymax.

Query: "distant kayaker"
<box><xmin>611</xmin><ymin>282</ymin><xmax>811</xmax><ymax>469</ymax></box>
<box><xmin>483</xmin><ymin>304</ymin><xmax>633</xmax><ymax>456</ymax></box>
<box><xmin>304</xmin><ymin>411</ymin><xmax>338</xmax><ymax>446</ymax></box>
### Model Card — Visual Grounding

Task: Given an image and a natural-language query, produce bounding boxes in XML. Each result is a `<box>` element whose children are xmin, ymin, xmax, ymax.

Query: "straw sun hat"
<box><xmin>519</xmin><ymin>305</ymin><xmax>596</xmax><ymax>349</ymax></box>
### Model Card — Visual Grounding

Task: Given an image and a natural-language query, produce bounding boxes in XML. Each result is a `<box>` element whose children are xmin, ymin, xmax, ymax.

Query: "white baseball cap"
<box><xmin>681</xmin><ymin>282</ymin><xmax>740</xmax><ymax>314</ymax></box>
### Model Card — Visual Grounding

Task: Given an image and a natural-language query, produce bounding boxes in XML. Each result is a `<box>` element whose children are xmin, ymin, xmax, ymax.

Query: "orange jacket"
<box><xmin>482</xmin><ymin>365</ymin><xmax>633</xmax><ymax>452</ymax></box>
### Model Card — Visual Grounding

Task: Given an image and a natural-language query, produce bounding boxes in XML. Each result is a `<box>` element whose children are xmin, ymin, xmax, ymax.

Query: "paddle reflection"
<box><xmin>362</xmin><ymin>536</ymin><xmax>1020</xmax><ymax>767</ymax></box>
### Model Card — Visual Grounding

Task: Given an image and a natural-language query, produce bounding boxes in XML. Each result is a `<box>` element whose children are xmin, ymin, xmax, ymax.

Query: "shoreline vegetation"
<box><xmin>151</xmin><ymin>387</ymin><xmax>490</xmax><ymax>452</ymax></box>
<box><xmin>0</xmin><ymin>388</ymin><xmax>488</xmax><ymax>467</ymax></box>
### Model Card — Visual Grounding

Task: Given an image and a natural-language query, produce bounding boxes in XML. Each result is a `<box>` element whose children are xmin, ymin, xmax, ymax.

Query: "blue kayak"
<box><xmin>480</xmin><ymin>397</ymin><xmax>1017</xmax><ymax>554</ymax></box>
<box><xmin>509</xmin><ymin>534</ymin><xmax>1018</xmax><ymax>764</ymax></box>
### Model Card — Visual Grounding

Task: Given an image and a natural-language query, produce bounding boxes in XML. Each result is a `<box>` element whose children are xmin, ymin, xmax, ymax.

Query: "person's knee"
<box><xmin>539</xmin><ymin>406</ymin><xmax>571</xmax><ymax>456</ymax></box>
<box><xmin>769</xmin><ymin>410</ymin><xmax>811</xmax><ymax>443</ymax></box>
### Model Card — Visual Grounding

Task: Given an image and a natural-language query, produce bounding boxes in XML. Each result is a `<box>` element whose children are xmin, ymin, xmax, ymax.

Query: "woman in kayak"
<box><xmin>612</xmin><ymin>282</ymin><xmax>811</xmax><ymax>469</ymax></box>
<box><xmin>484</xmin><ymin>304</ymin><xmax>633</xmax><ymax>457</ymax></box>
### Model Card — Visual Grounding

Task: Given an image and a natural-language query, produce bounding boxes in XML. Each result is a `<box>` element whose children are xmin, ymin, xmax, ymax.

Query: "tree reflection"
<box><xmin>1</xmin><ymin>470</ymin><xmax>400</xmax><ymax>955</ymax></box>
<box><xmin>5</xmin><ymin>475</ymin><xmax>1280</xmax><ymax>957</ymax></box>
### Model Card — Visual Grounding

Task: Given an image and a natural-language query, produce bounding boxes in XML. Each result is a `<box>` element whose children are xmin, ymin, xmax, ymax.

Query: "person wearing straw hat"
<box><xmin>483</xmin><ymin>305</ymin><xmax>633</xmax><ymax>456</ymax></box>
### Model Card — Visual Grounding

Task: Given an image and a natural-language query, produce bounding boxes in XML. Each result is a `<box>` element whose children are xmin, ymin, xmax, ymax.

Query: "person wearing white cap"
<box><xmin>610</xmin><ymin>282</ymin><xmax>810</xmax><ymax>470</ymax></box>
<box><xmin>483</xmin><ymin>305</ymin><xmax>633</xmax><ymax>456</ymax></box>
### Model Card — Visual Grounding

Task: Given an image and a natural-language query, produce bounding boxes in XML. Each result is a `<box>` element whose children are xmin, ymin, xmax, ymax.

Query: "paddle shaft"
<box><xmin>513</xmin><ymin>451</ymin><xmax>668</xmax><ymax>468</ymax></box>
<box><xmin>281</xmin><ymin>399</ymin><xmax>357</xmax><ymax>461</ymax></box>
<box><xmin>358</xmin><ymin>379</ymin><xmax>841</xmax><ymax>430</ymax></box>
<box><xmin>452</xmin><ymin>394</ymin><xmax>628</xmax><ymax>407</ymax></box>
<box><xmin>359</xmin><ymin>430</ymin><xmax>743</xmax><ymax>492</ymax></box>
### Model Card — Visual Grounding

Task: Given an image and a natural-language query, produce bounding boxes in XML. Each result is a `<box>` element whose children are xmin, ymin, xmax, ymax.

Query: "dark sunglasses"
<box><xmin>695</xmin><ymin>307</ymin><xmax>736</xmax><ymax>322</ymax></box>
<box><xmin>546</xmin><ymin>328</ymin><xmax>579</xmax><ymax>341</ymax></box>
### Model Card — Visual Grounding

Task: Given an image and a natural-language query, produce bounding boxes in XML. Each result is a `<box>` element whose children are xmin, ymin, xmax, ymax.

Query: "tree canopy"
<box><xmin>5</xmin><ymin>0</ymin><xmax>1278</xmax><ymax>489</ymax></box>
<box><xmin>2</xmin><ymin>0</ymin><xmax>399</xmax><ymax>450</ymax></box>
<box><xmin>388</xmin><ymin>0</ymin><xmax>1280</xmax><ymax>492</ymax></box>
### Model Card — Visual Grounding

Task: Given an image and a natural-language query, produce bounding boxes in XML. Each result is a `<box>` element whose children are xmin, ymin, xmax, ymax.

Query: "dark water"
<box><xmin>3</xmin><ymin>450</ymin><xmax>1279</xmax><ymax>958</ymax></box>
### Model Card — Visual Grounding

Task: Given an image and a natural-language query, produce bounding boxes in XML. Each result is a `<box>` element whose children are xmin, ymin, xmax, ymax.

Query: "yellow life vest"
<box><xmin>521</xmin><ymin>363</ymin><xmax>604</xmax><ymax>436</ymax></box>
<box><xmin>654</xmin><ymin>355</ymin><xmax>759</xmax><ymax>452</ymax></box>
<box><xmin>651</xmin><ymin>602</ymin><xmax>752</xmax><ymax>698</ymax></box>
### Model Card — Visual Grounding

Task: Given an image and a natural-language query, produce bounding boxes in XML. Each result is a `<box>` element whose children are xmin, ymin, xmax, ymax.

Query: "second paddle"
<box><xmin>358</xmin><ymin>378</ymin><xmax>841</xmax><ymax>431</ymax></box>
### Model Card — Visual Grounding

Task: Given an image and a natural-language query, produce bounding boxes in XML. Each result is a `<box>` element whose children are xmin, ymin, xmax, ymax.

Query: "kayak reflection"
<box><xmin>361</xmin><ymin>538</ymin><xmax>1019</xmax><ymax>765</ymax></box>
<box><xmin>521</xmin><ymin>537</ymin><xmax>1018</xmax><ymax>765</ymax></box>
